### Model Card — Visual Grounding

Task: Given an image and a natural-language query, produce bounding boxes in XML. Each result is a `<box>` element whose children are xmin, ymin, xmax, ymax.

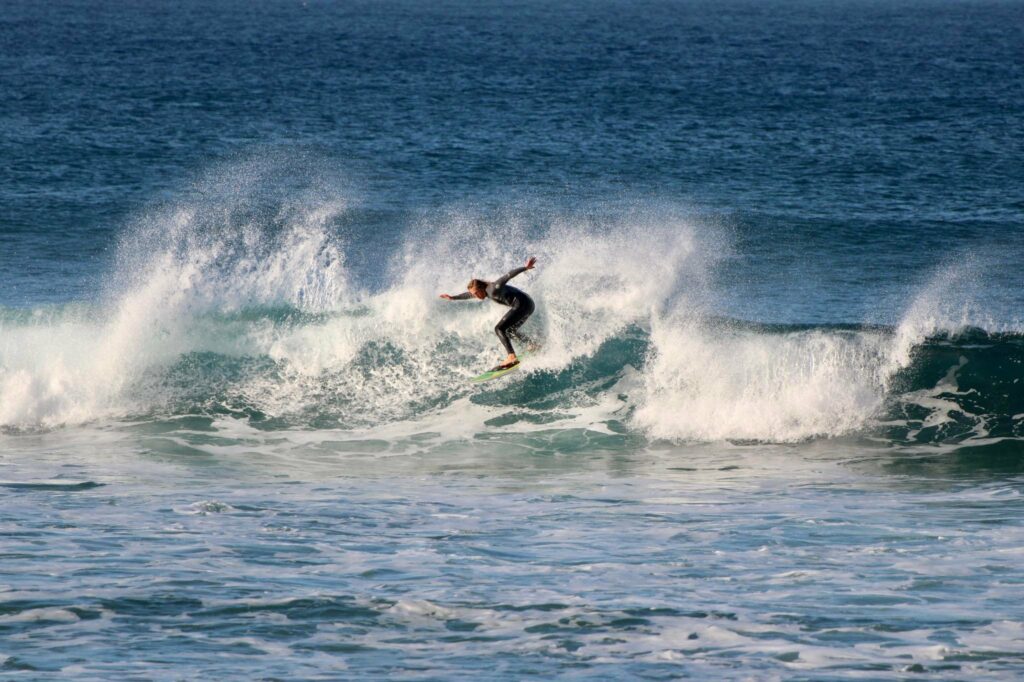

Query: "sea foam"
<box><xmin>0</xmin><ymin>159</ymin><xmax>1017</xmax><ymax>444</ymax></box>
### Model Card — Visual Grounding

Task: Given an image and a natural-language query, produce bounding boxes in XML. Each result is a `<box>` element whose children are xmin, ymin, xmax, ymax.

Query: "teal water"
<box><xmin>2</xmin><ymin>0</ymin><xmax>1024</xmax><ymax>678</ymax></box>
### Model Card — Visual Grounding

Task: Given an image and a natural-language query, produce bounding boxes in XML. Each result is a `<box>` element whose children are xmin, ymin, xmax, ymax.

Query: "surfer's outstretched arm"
<box><xmin>440</xmin><ymin>292</ymin><xmax>476</xmax><ymax>300</ymax></box>
<box><xmin>494</xmin><ymin>256</ymin><xmax>537</xmax><ymax>287</ymax></box>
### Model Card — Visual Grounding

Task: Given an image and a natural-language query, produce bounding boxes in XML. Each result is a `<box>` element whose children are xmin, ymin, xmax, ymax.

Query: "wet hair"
<box><xmin>467</xmin><ymin>279</ymin><xmax>487</xmax><ymax>291</ymax></box>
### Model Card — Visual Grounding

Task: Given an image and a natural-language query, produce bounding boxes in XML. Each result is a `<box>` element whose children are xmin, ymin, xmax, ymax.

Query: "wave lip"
<box><xmin>635</xmin><ymin>261</ymin><xmax>1023</xmax><ymax>444</ymax></box>
<box><xmin>637</xmin><ymin>321</ymin><xmax>893</xmax><ymax>442</ymax></box>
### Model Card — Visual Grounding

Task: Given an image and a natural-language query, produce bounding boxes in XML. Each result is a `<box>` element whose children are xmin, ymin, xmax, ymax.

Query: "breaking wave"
<box><xmin>1</xmin><ymin>159</ymin><xmax>1020</xmax><ymax>450</ymax></box>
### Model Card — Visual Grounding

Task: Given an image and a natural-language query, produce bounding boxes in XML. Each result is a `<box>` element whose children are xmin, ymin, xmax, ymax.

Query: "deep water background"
<box><xmin>2</xmin><ymin>0</ymin><xmax>1024</xmax><ymax>679</ymax></box>
<box><xmin>4</xmin><ymin>0</ymin><xmax>1022</xmax><ymax>315</ymax></box>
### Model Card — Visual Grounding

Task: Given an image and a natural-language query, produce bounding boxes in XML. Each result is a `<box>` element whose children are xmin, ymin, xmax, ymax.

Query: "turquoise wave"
<box><xmin>75</xmin><ymin>315</ymin><xmax>1024</xmax><ymax>447</ymax></box>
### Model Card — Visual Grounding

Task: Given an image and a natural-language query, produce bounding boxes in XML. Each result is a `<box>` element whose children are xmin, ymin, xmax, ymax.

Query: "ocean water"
<box><xmin>2</xmin><ymin>0</ymin><xmax>1024</xmax><ymax>678</ymax></box>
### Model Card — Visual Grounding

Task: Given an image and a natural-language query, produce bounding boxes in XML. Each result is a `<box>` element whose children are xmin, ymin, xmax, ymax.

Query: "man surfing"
<box><xmin>440</xmin><ymin>256</ymin><xmax>539</xmax><ymax>370</ymax></box>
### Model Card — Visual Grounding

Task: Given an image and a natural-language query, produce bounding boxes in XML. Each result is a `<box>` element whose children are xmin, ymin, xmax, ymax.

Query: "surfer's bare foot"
<box><xmin>499</xmin><ymin>354</ymin><xmax>519</xmax><ymax>369</ymax></box>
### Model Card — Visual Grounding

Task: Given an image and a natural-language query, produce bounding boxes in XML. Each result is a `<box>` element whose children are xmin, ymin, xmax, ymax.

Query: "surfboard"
<box><xmin>470</xmin><ymin>352</ymin><xmax>531</xmax><ymax>383</ymax></box>
<box><xmin>470</xmin><ymin>363</ymin><xmax>521</xmax><ymax>383</ymax></box>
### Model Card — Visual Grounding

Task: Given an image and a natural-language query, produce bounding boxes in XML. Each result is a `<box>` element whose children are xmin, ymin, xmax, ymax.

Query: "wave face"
<box><xmin>1</xmin><ymin>164</ymin><xmax>1021</xmax><ymax>449</ymax></box>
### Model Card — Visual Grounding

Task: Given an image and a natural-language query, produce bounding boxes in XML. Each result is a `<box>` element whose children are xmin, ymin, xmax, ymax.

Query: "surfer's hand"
<box><xmin>525</xmin><ymin>256</ymin><xmax>537</xmax><ymax>270</ymax></box>
<box><xmin>439</xmin><ymin>293</ymin><xmax>453</xmax><ymax>300</ymax></box>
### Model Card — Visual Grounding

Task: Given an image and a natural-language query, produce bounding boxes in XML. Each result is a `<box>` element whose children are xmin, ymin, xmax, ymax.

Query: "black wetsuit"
<box><xmin>452</xmin><ymin>266</ymin><xmax>536</xmax><ymax>355</ymax></box>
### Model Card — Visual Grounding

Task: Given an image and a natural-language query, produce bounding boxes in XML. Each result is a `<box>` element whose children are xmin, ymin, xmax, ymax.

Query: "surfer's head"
<box><xmin>467</xmin><ymin>279</ymin><xmax>488</xmax><ymax>299</ymax></box>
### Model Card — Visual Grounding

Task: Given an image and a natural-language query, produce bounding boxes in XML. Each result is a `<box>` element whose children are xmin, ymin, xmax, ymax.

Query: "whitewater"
<box><xmin>2</xmin><ymin>161</ymin><xmax>1019</xmax><ymax>448</ymax></box>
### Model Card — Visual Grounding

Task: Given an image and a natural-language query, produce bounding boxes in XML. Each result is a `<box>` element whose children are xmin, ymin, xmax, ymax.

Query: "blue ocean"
<box><xmin>2</xmin><ymin>0</ymin><xmax>1023</xmax><ymax>678</ymax></box>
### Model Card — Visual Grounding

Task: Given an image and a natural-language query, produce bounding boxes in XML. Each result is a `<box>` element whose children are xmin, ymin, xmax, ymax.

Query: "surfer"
<box><xmin>440</xmin><ymin>257</ymin><xmax>538</xmax><ymax>369</ymax></box>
